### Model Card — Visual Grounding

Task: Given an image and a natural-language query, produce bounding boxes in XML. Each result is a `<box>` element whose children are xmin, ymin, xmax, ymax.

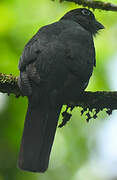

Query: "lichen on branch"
<box><xmin>0</xmin><ymin>73</ymin><xmax>21</xmax><ymax>97</ymax></box>
<box><xmin>54</xmin><ymin>0</ymin><xmax>117</xmax><ymax>12</ymax></box>
<box><xmin>0</xmin><ymin>73</ymin><xmax>117</xmax><ymax>113</ymax></box>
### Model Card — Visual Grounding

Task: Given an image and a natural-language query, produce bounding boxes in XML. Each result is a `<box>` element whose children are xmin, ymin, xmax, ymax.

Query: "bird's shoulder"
<box><xmin>18</xmin><ymin>21</ymin><xmax>65</xmax><ymax>71</ymax></box>
<box><xmin>19</xmin><ymin>19</ymin><xmax>94</xmax><ymax>71</ymax></box>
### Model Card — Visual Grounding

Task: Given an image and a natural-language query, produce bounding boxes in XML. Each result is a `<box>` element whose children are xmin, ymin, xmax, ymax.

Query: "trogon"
<box><xmin>18</xmin><ymin>8</ymin><xmax>104</xmax><ymax>172</ymax></box>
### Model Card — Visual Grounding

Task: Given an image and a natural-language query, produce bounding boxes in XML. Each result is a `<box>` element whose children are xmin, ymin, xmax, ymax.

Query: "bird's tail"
<box><xmin>18</xmin><ymin>99</ymin><xmax>62</xmax><ymax>172</ymax></box>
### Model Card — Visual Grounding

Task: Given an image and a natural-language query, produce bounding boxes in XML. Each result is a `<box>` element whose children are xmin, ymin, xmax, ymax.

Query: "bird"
<box><xmin>18</xmin><ymin>8</ymin><xmax>104</xmax><ymax>173</ymax></box>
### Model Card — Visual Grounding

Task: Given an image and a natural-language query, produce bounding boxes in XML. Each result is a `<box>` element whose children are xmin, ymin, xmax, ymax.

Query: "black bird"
<box><xmin>18</xmin><ymin>8</ymin><xmax>104</xmax><ymax>172</ymax></box>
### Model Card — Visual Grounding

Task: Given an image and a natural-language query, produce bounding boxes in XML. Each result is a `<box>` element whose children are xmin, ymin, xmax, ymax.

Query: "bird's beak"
<box><xmin>95</xmin><ymin>20</ymin><xmax>105</xmax><ymax>30</ymax></box>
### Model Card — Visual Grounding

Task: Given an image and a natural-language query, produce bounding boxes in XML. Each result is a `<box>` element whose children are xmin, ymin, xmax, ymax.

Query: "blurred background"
<box><xmin>0</xmin><ymin>0</ymin><xmax>117</xmax><ymax>179</ymax></box>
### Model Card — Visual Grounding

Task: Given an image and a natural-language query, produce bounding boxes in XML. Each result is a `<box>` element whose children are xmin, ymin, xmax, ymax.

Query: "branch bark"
<box><xmin>0</xmin><ymin>73</ymin><xmax>21</xmax><ymax>97</ymax></box>
<box><xmin>55</xmin><ymin>0</ymin><xmax>117</xmax><ymax>12</ymax></box>
<box><xmin>0</xmin><ymin>73</ymin><xmax>117</xmax><ymax>114</ymax></box>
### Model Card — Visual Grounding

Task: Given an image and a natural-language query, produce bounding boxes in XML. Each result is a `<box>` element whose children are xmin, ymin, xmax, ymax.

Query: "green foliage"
<box><xmin>0</xmin><ymin>0</ymin><xmax>117</xmax><ymax>179</ymax></box>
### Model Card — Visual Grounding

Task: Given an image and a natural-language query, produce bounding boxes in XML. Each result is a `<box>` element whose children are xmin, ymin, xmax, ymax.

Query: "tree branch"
<box><xmin>69</xmin><ymin>91</ymin><xmax>117</xmax><ymax>110</ymax></box>
<box><xmin>0</xmin><ymin>73</ymin><xmax>117</xmax><ymax>114</ymax></box>
<box><xmin>55</xmin><ymin>0</ymin><xmax>117</xmax><ymax>12</ymax></box>
<box><xmin>0</xmin><ymin>73</ymin><xmax>21</xmax><ymax>97</ymax></box>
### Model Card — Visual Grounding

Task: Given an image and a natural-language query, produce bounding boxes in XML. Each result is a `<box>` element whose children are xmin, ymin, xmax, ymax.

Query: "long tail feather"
<box><xmin>18</xmin><ymin>100</ymin><xmax>61</xmax><ymax>172</ymax></box>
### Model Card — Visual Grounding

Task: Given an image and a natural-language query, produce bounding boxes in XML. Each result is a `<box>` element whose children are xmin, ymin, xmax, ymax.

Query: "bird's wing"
<box><xmin>18</xmin><ymin>22</ymin><xmax>64</xmax><ymax>71</ymax></box>
<box><xmin>18</xmin><ymin>22</ymin><xmax>65</xmax><ymax>95</ymax></box>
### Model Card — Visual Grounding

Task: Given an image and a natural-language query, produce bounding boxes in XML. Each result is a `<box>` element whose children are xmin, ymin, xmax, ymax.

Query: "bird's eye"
<box><xmin>82</xmin><ymin>9</ymin><xmax>90</xmax><ymax>16</ymax></box>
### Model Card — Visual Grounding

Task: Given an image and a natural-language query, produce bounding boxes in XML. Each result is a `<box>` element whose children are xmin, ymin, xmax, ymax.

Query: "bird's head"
<box><xmin>60</xmin><ymin>8</ymin><xmax>104</xmax><ymax>35</ymax></box>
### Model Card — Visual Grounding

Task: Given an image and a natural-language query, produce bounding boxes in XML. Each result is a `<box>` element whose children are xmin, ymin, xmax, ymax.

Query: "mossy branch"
<box><xmin>0</xmin><ymin>73</ymin><xmax>21</xmax><ymax>97</ymax></box>
<box><xmin>54</xmin><ymin>0</ymin><xmax>117</xmax><ymax>12</ymax></box>
<box><xmin>0</xmin><ymin>73</ymin><xmax>117</xmax><ymax>113</ymax></box>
